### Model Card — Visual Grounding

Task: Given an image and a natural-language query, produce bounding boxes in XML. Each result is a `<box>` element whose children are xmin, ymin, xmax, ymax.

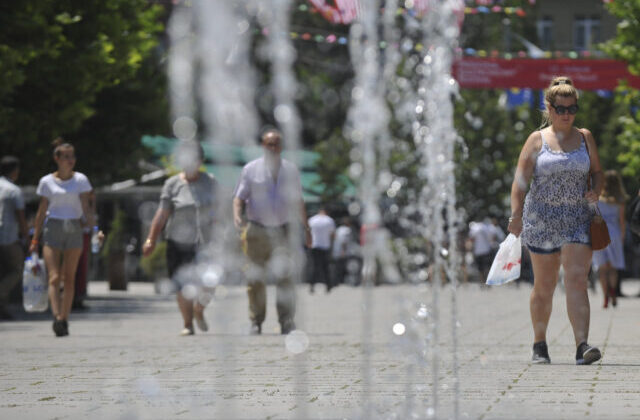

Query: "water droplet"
<box><xmin>181</xmin><ymin>284</ymin><xmax>197</xmax><ymax>300</ymax></box>
<box><xmin>173</xmin><ymin>116</ymin><xmax>197</xmax><ymax>140</ymax></box>
<box><xmin>157</xmin><ymin>279</ymin><xmax>175</xmax><ymax>295</ymax></box>
<box><xmin>268</xmin><ymin>248</ymin><xmax>291</xmax><ymax>278</ymax></box>
<box><xmin>349</xmin><ymin>162</ymin><xmax>363</xmax><ymax>178</ymax></box>
<box><xmin>348</xmin><ymin>202</ymin><xmax>361</xmax><ymax>216</ymax></box>
<box><xmin>274</xmin><ymin>104</ymin><xmax>292</xmax><ymax>123</ymax></box>
<box><xmin>202</xmin><ymin>265</ymin><xmax>223</xmax><ymax>288</ymax></box>
<box><xmin>237</xmin><ymin>19</ymin><xmax>249</xmax><ymax>34</ymax></box>
<box><xmin>197</xmin><ymin>291</ymin><xmax>213</xmax><ymax>306</ymax></box>
<box><xmin>285</xmin><ymin>330</ymin><xmax>309</xmax><ymax>354</ymax></box>
<box><xmin>392</xmin><ymin>323</ymin><xmax>406</xmax><ymax>335</ymax></box>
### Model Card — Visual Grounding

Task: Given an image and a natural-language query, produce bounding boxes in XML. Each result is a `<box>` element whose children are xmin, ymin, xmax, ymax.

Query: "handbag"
<box><xmin>590</xmin><ymin>206</ymin><xmax>611</xmax><ymax>251</ymax></box>
<box><xmin>582</xmin><ymin>129</ymin><xmax>611</xmax><ymax>251</ymax></box>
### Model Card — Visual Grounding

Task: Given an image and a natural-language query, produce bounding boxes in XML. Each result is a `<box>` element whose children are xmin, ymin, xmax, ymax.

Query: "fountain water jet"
<box><xmin>166</xmin><ymin>0</ymin><xmax>464</xmax><ymax>418</ymax></box>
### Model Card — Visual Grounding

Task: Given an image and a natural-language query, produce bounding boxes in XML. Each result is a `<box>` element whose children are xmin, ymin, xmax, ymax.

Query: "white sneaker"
<box><xmin>180</xmin><ymin>327</ymin><xmax>195</xmax><ymax>336</ymax></box>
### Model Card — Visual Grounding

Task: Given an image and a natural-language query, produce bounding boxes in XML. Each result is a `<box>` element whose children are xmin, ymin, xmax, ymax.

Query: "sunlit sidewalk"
<box><xmin>1</xmin><ymin>279</ymin><xmax>639</xmax><ymax>419</ymax></box>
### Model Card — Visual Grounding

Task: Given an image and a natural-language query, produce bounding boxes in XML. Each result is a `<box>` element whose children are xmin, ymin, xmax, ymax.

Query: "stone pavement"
<box><xmin>1</xmin><ymin>279</ymin><xmax>640</xmax><ymax>420</ymax></box>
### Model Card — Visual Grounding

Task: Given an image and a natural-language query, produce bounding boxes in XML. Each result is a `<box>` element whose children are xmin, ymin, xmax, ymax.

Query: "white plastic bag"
<box><xmin>486</xmin><ymin>234</ymin><xmax>521</xmax><ymax>286</ymax></box>
<box><xmin>23</xmin><ymin>253</ymin><xmax>49</xmax><ymax>312</ymax></box>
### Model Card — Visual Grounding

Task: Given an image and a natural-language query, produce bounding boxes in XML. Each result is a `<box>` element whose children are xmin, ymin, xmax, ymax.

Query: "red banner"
<box><xmin>453</xmin><ymin>58</ymin><xmax>640</xmax><ymax>90</ymax></box>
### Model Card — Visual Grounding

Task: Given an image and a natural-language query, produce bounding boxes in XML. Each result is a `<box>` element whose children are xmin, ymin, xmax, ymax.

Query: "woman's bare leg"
<box><xmin>177</xmin><ymin>292</ymin><xmax>194</xmax><ymax>329</ymax></box>
<box><xmin>59</xmin><ymin>248</ymin><xmax>83</xmax><ymax>320</ymax></box>
<box><xmin>43</xmin><ymin>246</ymin><xmax>62</xmax><ymax>320</ymax></box>
<box><xmin>530</xmin><ymin>251</ymin><xmax>561</xmax><ymax>343</ymax></box>
<box><xmin>561</xmin><ymin>243</ymin><xmax>593</xmax><ymax>346</ymax></box>
<box><xmin>608</xmin><ymin>266</ymin><xmax>619</xmax><ymax>306</ymax></box>
<box><xmin>598</xmin><ymin>263</ymin><xmax>611</xmax><ymax>308</ymax></box>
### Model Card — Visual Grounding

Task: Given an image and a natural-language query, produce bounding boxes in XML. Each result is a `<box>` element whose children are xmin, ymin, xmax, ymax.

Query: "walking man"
<box><xmin>0</xmin><ymin>156</ymin><xmax>29</xmax><ymax>319</ymax></box>
<box><xmin>308</xmin><ymin>207</ymin><xmax>335</xmax><ymax>293</ymax></box>
<box><xmin>233</xmin><ymin>128</ymin><xmax>311</xmax><ymax>335</ymax></box>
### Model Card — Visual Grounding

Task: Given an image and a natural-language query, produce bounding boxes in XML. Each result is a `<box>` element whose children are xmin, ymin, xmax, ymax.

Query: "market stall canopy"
<box><xmin>141</xmin><ymin>135</ymin><xmax>356</xmax><ymax>203</ymax></box>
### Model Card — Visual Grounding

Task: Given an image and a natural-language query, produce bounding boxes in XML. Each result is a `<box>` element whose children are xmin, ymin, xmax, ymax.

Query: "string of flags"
<box><xmin>300</xmin><ymin>1</ymin><xmax>527</xmax><ymax>24</ymax></box>
<box><xmin>260</xmin><ymin>26</ymin><xmax>608</xmax><ymax>60</ymax></box>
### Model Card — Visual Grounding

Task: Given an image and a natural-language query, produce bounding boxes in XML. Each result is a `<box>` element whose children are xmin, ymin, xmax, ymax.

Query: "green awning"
<box><xmin>142</xmin><ymin>135</ymin><xmax>355</xmax><ymax>203</ymax></box>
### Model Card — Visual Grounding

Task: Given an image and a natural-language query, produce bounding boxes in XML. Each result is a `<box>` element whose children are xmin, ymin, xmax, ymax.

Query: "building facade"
<box><xmin>534</xmin><ymin>0</ymin><xmax>618</xmax><ymax>51</ymax></box>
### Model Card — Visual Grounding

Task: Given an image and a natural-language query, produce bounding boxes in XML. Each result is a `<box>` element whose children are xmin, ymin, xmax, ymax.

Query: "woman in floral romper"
<box><xmin>508</xmin><ymin>76</ymin><xmax>603</xmax><ymax>365</ymax></box>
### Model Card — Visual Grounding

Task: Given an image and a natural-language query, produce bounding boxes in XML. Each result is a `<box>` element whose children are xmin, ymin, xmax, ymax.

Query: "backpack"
<box><xmin>629</xmin><ymin>195</ymin><xmax>640</xmax><ymax>236</ymax></box>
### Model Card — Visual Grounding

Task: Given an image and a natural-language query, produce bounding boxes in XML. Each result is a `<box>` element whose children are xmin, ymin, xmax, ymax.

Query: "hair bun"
<box><xmin>51</xmin><ymin>137</ymin><xmax>65</xmax><ymax>148</ymax></box>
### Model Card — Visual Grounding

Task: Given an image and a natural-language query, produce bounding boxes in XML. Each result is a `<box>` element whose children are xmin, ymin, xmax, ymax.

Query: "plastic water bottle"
<box><xmin>91</xmin><ymin>226</ymin><xmax>100</xmax><ymax>254</ymax></box>
<box><xmin>23</xmin><ymin>253</ymin><xmax>49</xmax><ymax>312</ymax></box>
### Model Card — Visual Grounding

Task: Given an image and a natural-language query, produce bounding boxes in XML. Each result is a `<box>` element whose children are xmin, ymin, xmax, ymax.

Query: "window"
<box><xmin>536</xmin><ymin>16</ymin><xmax>553</xmax><ymax>50</ymax></box>
<box><xmin>574</xmin><ymin>15</ymin><xmax>601</xmax><ymax>51</ymax></box>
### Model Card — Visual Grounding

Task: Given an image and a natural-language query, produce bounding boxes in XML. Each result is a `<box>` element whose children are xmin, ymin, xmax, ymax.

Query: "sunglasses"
<box><xmin>551</xmin><ymin>103</ymin><xmax>579</xmax><ymax>115</ymax></box>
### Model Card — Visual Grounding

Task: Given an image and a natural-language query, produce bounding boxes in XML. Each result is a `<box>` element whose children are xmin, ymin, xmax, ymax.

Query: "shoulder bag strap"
<box><xmin>579</xmin><ymin>128</ymin><xmax>601</xmax><ymax>217</ymax></box>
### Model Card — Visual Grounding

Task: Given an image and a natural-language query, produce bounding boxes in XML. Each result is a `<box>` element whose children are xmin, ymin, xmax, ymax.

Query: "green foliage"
<box><xmin>454</xmin><ymin>90</ymin><xmax>537</xmax><ymax>221</ymax></box>
<box><xmin>140</xmin><ymin>241</ymin><xmax>167</xmax><ymax>278</ymax></box>
<box><xmin>601</xmin><ymin>1</ymin><xmax>640</xmax><ymax>76</ymax></box>
<box><xmin>0</xmin><ymin>0</ymin><xmax>167</xmax><ymax>185</ymax></box>
<box><xmin>312</xmin><ymin>130</ymin><xmax>352</xmax><ymax>204</ymax></box>
<box><xmin>252</xmin><ymin>1</ymin><xmax>354</xmax><ymax>148</ymax></box>
<box><xmin>102</xmin><ymin>207</ymin><xmax>127</xmax><ymax>256</ymax></box>
<box><xmin>600</xmin><ymin>1</ymin><xmax>640</xmax><ymax>196</ymax></box>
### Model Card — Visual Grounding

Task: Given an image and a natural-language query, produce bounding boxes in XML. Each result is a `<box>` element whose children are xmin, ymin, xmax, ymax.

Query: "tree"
<box><xmin>600</xmin><ymin>1</ymin><xmax>640</xmax><ymax>195</ymax></box>
<box><xmin>0</xmin><ymin>0</ymin><xmax>165</xmax><ymax>184</ymax></box>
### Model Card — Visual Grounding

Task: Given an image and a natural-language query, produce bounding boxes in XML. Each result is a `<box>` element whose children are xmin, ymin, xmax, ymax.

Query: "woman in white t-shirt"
<box><xmin>30</xmin><ymin>138</ymin><xmax>94</xmax><ymax>337</ymax></box>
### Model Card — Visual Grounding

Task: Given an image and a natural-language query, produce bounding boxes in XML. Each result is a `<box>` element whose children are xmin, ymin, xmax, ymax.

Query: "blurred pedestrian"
<box><xmin>143</xmin><ymin>141</ymin><xmax>217</xmax><ymax>336</ymax></box>
<box><xmin>308</xmin><ymin>207</ymin><xmax>335</xmax><ymax>293</ymax></box>
<box><xmin>468</xmin><ymin>219</ymin><xmax>495</xmax><ymax>281</ymax></box>
<box><xmin>592</xmin><ymin>170</ymin><xmax>628</xmax><ymax>308</ymax></box>
<box><xmin>233</xmin><ymin>128</ymin><xmax>311</xmax><ymax>335</ymax></box>
<box><xmin>0</xmin><ymin>156</ymin><xmax>29</xmax><ymax>320</ymax></box>
<box><xmin>332</xmin><ymin>217</ymin><xmax>359</xmax><ymax>286</ymax></box>
<box><xmin>508</xmin><ymin>76</ymin><xmax>602</xmax><ymax>365</ymax></box>
<box><xmin>30</xmin><ymin>139</ymin><xmax>94</xmax><ymax>336</ymax></box>
<box><xmin>489</xmin><ymin>217</ymin><xmax>506</xmax><ymax>255</ymax></box>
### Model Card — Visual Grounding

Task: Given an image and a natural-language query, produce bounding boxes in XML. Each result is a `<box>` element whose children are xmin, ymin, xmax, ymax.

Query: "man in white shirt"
<box><xmin>308</xmin><ymin>208</ymin><xmax>335</xmax><ymax>293</ymax></box>
<box><xmin>0</xmin><ymin>156</ymin><xmax>28</xmax><ymax>319</ymax></box>
<box><xmin>233</xmin><ymin>128</ymin><xmax>311</xmax><ymax>335</ymax></box>
<box><xmin>468</xmin><ymin>218</ymin><xmax>496</xmax><ymax>281</ymax></box>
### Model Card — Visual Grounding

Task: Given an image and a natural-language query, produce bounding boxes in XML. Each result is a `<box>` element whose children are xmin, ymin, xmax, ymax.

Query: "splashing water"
<box><xmin>346</xmin><ymin>0</ymin><xmax>463</xmax><ymax>418</ymax></box>
<box><xmin>167</xmin><ymin>0</ymin><xmax>463</xmax><ymax>418</ymax></box>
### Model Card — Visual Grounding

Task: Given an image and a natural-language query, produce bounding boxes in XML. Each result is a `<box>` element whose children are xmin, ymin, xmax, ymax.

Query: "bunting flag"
<box><xmin>265</xmin><ymin>26</ymin><xmax>614</xmax><ymax>62</ymax></box>
<box><xmin>306</xmin><ymin>0</ymin><xmax>466</xmax><ymax>26</ymax></box>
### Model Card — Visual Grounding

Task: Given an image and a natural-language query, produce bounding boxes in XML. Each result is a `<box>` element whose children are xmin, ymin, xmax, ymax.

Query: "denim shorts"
<box><xmin>527</xmin><ymin>241</ymin><xmax>590</xmax><ymax>255</ymax></box>
<box><xmin>43</xmin><ymin>218</ymin><xmax>83</xmax><ymax>250</ymax></box>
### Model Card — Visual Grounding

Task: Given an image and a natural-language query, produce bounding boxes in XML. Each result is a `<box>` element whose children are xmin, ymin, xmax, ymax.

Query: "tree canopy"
<box><xmin>0</xmin><ymin>0</ymin><xmax>167</xmax><ymax>185</ymax></box>
<box><xmin>601</xmin><ymin>0</ymin><xmax>640</xmax><ymax>196</ymax></box>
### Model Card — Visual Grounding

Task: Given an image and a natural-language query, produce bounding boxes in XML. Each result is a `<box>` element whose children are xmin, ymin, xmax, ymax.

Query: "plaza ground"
<box><xmin>1</xmin><ymin>279</ymin><xmax>640</xmax><ymax>419</ymax></box>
